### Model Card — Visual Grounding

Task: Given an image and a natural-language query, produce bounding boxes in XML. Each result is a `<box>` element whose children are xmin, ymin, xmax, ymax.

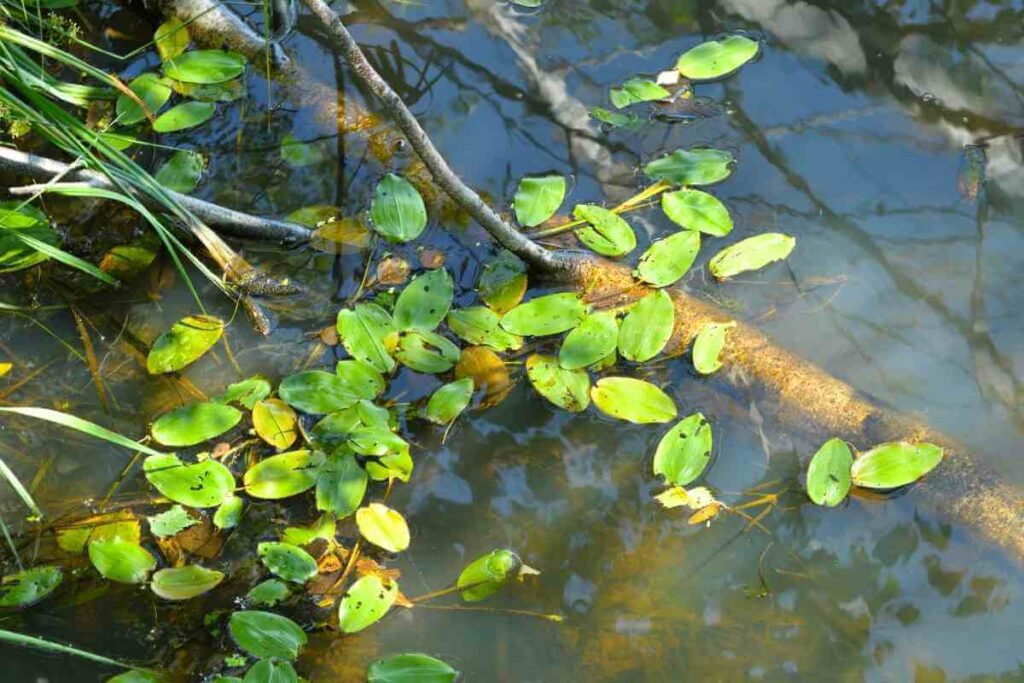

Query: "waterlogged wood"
<box><xmin>335</xmin><ymin>360</ymin><xmax>386</xmax><ymax>400</ymax></box>
<box><xmin>336</xmin><ymin>303</ymin><xmax>397</xmax><ymax>373</ymax></box>
<box><xmin>393</xmin><ymin>268</ymin><xmax>453</xmax><ymax>332</ymax></box>
<box><xmin>88</xmin><ymin>538</ymin><xmax>156</xmax><ymax>584</ymax></box>
<box><xmin>692</xmin><ymin>321</ymin><xmax>735</xmax><ymax>375</ymax></box>
<box><xmin>610</xmin><ymin>78</ymin><xmax>670</xmax><ymax>109</ymax></box>
<box><xmin>661</xmin><ymin>188</ymin><xmax>732</xmax><ymax>236</ymax></box>
<box><xmin>356</xmin><ymin>503</ymin><xmax>410</xmax><ymax>553</ymax></box>
<box><xmin>154</xmin><ymin>150</ymin><xmax>204</xmax><ymax>193</ymax></box>
<box><xmin>244</xmin><ymin>450</ymin><xmax>325</xmax><ymax>499</ymax></box>
<box><xmin>477</xmin><ymin>250</ymin><xmax>528</xmax><ymax>313</ymax></box>
<box><xmin>644</xmin><ymin>148</ymin><xmax>733</xmax><ymax>186</ymax></box>
<box><xmin>457</xmin><ymin>548</ymin><xmax>522</xmax><ymax>602</ymax></box>
<box><xmin>618</xmin><ymin>290</ymin><xmax>674</xmax><ymax>362</ymax></box>
<box><xmin>446</xmin><ymin>307</ymin><xmax>523</xmax><ymax>352</ymax></box>
<box><xmin>152</xmin><ymin>101</ymin><xmax>216</xmax><ymax>133</ymax></box>
<box><xmin>513</xmin><ymin>175</ymin><xmax>565</xmax><ymax>227</ymax></box>
<box><xmin>653</xmin><ymin>413</ymin><xmax>713</xmax><ymax>486</ymax></box>
<box><xmin>591</xmin><ymin>377</ymin><xmax>676</xmax><ymax>424</ymax></box>
<box><xmin>677</xmin><ymin>35</ymin><xmax>759</xmax><ymax>81</ymax></box>
<box><xmin>279</xmin><ymin>370</ymin><xmax>359</xmax><ymax>414</ymax></box>
<box><xmin>370</xmin><ymin>174</ymin><xmax>427</xmax><ymax>243</ymax></box>
<box><xmin>151</xmin><ymin>565</ymin><xmax>224</xmax><ymax>600</ymax></box>
<box><xmin>257</xmin><ymin>542</ymin><xmax>318</xmax><ymax>583</ymax></box>
<box><xmin>0</xmin><ymin>566</ymin><xmax>62</xmax><ymax>608</ymax></box>
<box><xmin>708</xmin><ymin>232</ymin><xmax>795</xmax><ymax>280</ymax></box>
<box><xmin>229</xmin><ymin>610</ymin><xmax>307</xmax><ymax>660</ymax></box>
<box><xmin>852</xmin><ymin>442</ymin><xmax>944</xmax><ymax>489</ymax></box>
<box><xmin>634</xmin><ymin>230</ymin><xmax>700</xmax><ymax>287</ymax></box>
<box><xmin>526</xmin><ymin>354</ymin><xmax>590</xmax><ymax>412</ymax></box>
<box><xmin>116</xmin><ymin>73</ymin><xmax>172</xmax><ymax>126</ymax></box>
<box><xmin>315</xmin><ymin>451</ymin><xmax>367</xmax><ymax>517</ymax></box>
<box><xmin>559</xmin><ymin>310</ymin><xmax>618</xmax><ymax>370</ymax></box>
<box><xmin>367</xmin><ymin>653</ymin><xmax>458</xmax><ymax>683</ymax></box>
<box><xmin>425</xmin><ymin>378</ymin><xmax>474</xmax><ymax>424</ymax></box>
<box><xmin>146</xmin><ymin>314</ymin><xmax>224</xmax><ymax>374</ymax></box>
<box><xmin>500</xmin><ymin>292</ymin><xmax>587</xmax><ymax>336</ymax></box>
<box><xmin>252</xmin><ymin>399</ymin><xmax>298</xmax><ymax>450</ymax></box>
<box><xmin>573</xmin><ymin>204</ymin><xmax>636</xmax><ymax>257</ymax></box>
<box><xmin>144</xmin><ymin>454</ymin><xmax>235</xmax><ymax>507</ymax></box>
<box><xmin>338</xmin><ymin>575</ymin><xmax>398</xmax><ymax>634</ymax></box>
<box><xmin>394</xmin><ymin>331</ymin><xmax>460</xmax><ymax>373</ymax></box>
<box><xmin>806</xmin><ymin>438</ymin><xmax>853</xmax><ymax>507</ymax></box>
<box><xmin>150</xmin><ymin>401</ymin><xmax>242</xmax><ymax>446</ymax></box>
<box><xmin>162</xmin><ymin>50</ymin><xmax>246</xmax><ymax>84</ymax></box>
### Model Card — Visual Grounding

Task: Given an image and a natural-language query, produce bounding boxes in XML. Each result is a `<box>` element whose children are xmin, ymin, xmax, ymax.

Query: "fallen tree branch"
<box><xmin>0</xmin><ymin>148</ymin><xmax>311</xmax><ymax>243</ymax></box>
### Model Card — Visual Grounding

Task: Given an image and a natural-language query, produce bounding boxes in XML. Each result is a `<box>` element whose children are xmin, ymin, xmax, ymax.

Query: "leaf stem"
<box><xmin>526</xmin><ymin>180</ymin><xmax>673</xmax><ymax>238</ymax></box>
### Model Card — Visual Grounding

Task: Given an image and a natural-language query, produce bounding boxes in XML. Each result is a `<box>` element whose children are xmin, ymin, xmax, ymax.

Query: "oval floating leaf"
<box><xmin>279</xmin><ymin>371</ymin><xmax>359</xmax><ymax>414</ymax></box>
<box><xmin>424</xmin><ymin>378</ymin><xmax>474</xmax><ymax>425</ymax></box>
<box><xmin>0</xmin><ymin>566</ymin><xmax>62</xmax><ymax>608</ymax></box>
<box><xmin>214</xmin><ymin>495</ymin><xmax>243</xmax><ymax>530</ymax></box>
<box><xmin>367</xmin><ymin>653</ymin><xmax>458</xmax><ymax>683</ymax></box>
<box><xmin>218</xmin><ymin>375</ymin><xmax>272</xmax><ymax>410</ymax></box>
<box><xmin>457</xmin><ymin>549</ymin><xmax>522</xmax><ymax>602</ymax></box>
<box><xmin>228</xmin><ymin>610</ymin><xmax>307</xmax><ymax>660</ymax></box>
<box><xmin>155</xmin><ymin>150</ymin><xmax>204</xmax><ymax>194</ymax></box>
<box><xmin>252</xmin><ymin>399</ymin><xmax>298</xmax><ymax>450</ymax></box>
<box><xmin>851</xmin><ymin>442</ymin><xmax>944</xmax><ymax>490</ymax></box>
<box><xmin>393</xmin><ymin>268</ymin><xmax>453</xmax><ymax>332</ymax></box>
<box><xmin>143</xmin><ymin>454</ymin><xmax>235</xmax><ymax>507</ymax></box>
<box><xmin>573</xmin><ymin>204</ymin><xmax>636</xmax><ymax>257</ymax></box>
<box><xmin>692</xmin><ymin>321</ymin><xmax>735</xmax><ymax>375</ymax></box>
<box><xmin>151</xmin><ymin>565</ymin><xmax>224</xmax><ymax>600</ymax></box>
<box><xmin>243</xmin><ymin>658</ymin><xmax>297</xmax><ymax>683</ymax></box>
<box><xmin>610</xmin><ymin>78</ymin><xmax>670</xmax><ymax>109</ymax></box>
<box><xmin>653</xmin><ymin>413</ymin><xmax>713</xmax><ymax>486</ymax></box>
<box><xmin>244</xmin><ymin>450</ymin><xmax>325</xmax><ymax>500</ymax></box>
<box><xmin>644</xmin><ymin>148</ymin><xmax>733</xmax><ymax>186</ymax></box>
<box><xmin>618</xmin><ymin>290</ymin><xmax>674</xmax><ymax>362</ymax></box>
<box><xmin>116</xmin><ymin>73</ymin><xmax>172</xmax><ymax>126</ymax></box>
<box><xmin>806</xmin><ymin>438</ymin><xmax>854</xmax><ymax>507</ymax></box>
<box><xmin>246</xmin><ymin>578</ymin><xmax>290</xmax><ymax>607</ymax></box>
<box><xmin>336</xmin><ymin>303</ymin><xmax>397</xmax><ymax>373</ymax></box>
<box><xmin>477</xmin><ymin>251</ymin><xmax>527</xmax><ymax>313</ymax></box>
<box><xmin>150</xmin><ymin>401</ymin><xmax>241</xmax><ymax>447</ymax></box>
<box><xmin>335</xmin><ymin>360</ymin><xmax>386</xmax><ymax>400</ymax></box>
<box><xmin>371</xmin><ymin>174</ymin><xmax>427</xmax><ymax>243</ymax></box>
<box><xmin>708</xmin><ymin>233</ymin><xmax>795</xmax><ymax>280</ymax></box>
<box><xmin>316</xmin><ymin>451</ymin><xmax>367</xmax><ymax>518</ymax></box>
<box><xmin>154</xmin><ymin>17</ymin><xmax>190</xmax><ymax>61</ymax></box>
<box><xmin>677</xmin><ymin>35</ymin><xmax>759</xmax><ymax>81</ymax></box>
<box><xmin>591</xmin><ymin>377</ymin><xmax>676</xmax><ymax>424</ymax></box>
<box><xmin>634</xmin><ymin>230</ymin><xmax>700</xmax><ymax>287</ymax></box>
<box><xmin>88</xmin><ymin>538</ymin><xmax>156</xmax><ymax>584</ymax></box>
<box><xmin>500</xmin><ymin>292</ymin><xmax>587</xmax><ymax>336</ymax></box>
<box><xmin>394</xmin><ymin>331</ymin><xmax>460</xmax><ymax>374</ymax></box>
<box><xmin>338</xmin><ymin>575</ymin><xmax>398</xmax><ymax>634</ymax></box>
<box><xmin>257</xmin><ymin>542</ymin><xmax>318</xmax><ymax>583</ymax></box>
<box><xmin>162</xmin><ymin>50</ymin><xmax>246</xmax><ymax>84</ymax></box>
<box><xmin>147</xmin><ymin>314</ymin><xmax>224</xmax><ymax>374</ymax></box>
<box><xmin>513</xmin><ymin>175</ymin><xmax>565</xmax><ymax>227</ymax></box>
<box><xmin>152</xmin><ymin>101</ymin><xmax>216</xmax><ymax>133</ymax></box>
<box><xmin>559</xmin><ymin>310</ymin><xmax>618</xmax><ymax>370</ymax></box>
<box><xmin>447</xmin><ymin>307</ymin><xmax>522</xmax><ymax>352</ymax></box>
<box><xmin>356</xmin><ymin>503</ymin><xmax>410</xmax><ymax>553</ymax></box>
<box><xmin>661</xmin><ymin>188</ymin><xmax>732</xmax><ymax>236</ymax></box>
<box><xmin>525</xmin><ymin>354</ymin><xmax>590</xmax><ymax>412</ymax></box>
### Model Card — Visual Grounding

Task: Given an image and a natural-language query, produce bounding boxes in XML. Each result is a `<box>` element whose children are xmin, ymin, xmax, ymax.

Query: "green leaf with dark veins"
<box><xmin>316</xmin><ymin>450</ymin><xmax>367</xmax><ymax>518</ymax></box>
<box><xmin>279</xmin><ymin>370</ymin><xmax>359</xmax><ymax>414</ymax></box>
<box><xmin>394</xmin><ymin>331</ymin><xmax>460</xmax><ymax>373</ymax></box>
<box><xmin>424</xmin><ymin>378</ymin><xmax>474</xmax><ymax>424</ymax></box>
<box><xmin>336</xmin><ymin>303</ymin><xmax>397</xmax><ymax>373</ymax></box>
<box><xmin>143</xmin><ymin>454</ymin><xmax>235</xmax><ymax>507</ymax></box>
<box><xmin>370</xmin><ymin>174</ymin><xmax>427</xmax><ymax>243</ymax></box>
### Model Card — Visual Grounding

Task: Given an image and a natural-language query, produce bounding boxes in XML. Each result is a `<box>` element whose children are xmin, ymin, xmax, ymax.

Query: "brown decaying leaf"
<box><xmin>419</xmin><ymin>248</ymin><xmax>445</xmax><ymax>269</ymax></box>
<box><xmin>376</xmin><ymin>257</ymin><xmax>411</xmax><ymax>286</ymax></box>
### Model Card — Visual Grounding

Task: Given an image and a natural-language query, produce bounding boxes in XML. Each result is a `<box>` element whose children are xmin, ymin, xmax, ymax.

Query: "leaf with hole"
<box><xmin>244</xmin><ymin>450</ymin><xmax>325</xmax><ymax>500</ymax></box>
<box><xmin>144</xmin><ymin>454</ymin><xmax>235</xmax><ymax>507</ymax></box>
<box><xmin>228</xmin><ymin>610</ymin><xmax>307</xmax><ymax>660</ymax></box>
<box><xmin>252</xmin><ymin>399</ymin><xmax>298</xmax><ymax>450</ymax></box>
<box><xmin>116</xmin><ymin>73</ymin><xmax>171</xmax><ymax>126</ymax></box>
<box><xmin>0</xmin><ymin>566</ymin><xmax>62</xmax><ymax>608</ymax></box>
<box><xmin>618</xmin><ymin>290</ymin><xmax>674</xmax><ymax>362</ymax></box>
<box><xmin>806</xmin><ymin>438</ymin><xmax>853</xmax><ymax>506</ymax></box>
<box><xmin>653</xmin><ymin>413</ymin><xmax>713</xmax><ymax>486</ymax></box>
<box><xmin>152</xmin><ymin>101</ymin><xmax>216</xmax><ymax>133</ymax></box>
<box><xmin>644</xmin><ymin>148</ymin><xmax>733</xmax><ymax>186</ymax></box>
<box><xmin>150</xmin><ymin>401</ymin><xmax>241</xmax><ymax>447</ymax></box>
<box><xmin>316</xmin><ymin>451</ymin><xmax>367</xmax><ymax>518</ymax></box>
<box><xmin>424</xmin><ymin>378</ymin><xmax>474</xmax><ymax>424</ymax></box>
<box><xmin>526</xmin><ymin>354</ymin><xmax>590</xmax><ymax>412</ymax></box>
<box><xmin>394</xmin><ymin>331</ymin><xmax>460</xmax><ymax>374</ymax></box>
<box><xmin>592</xmin><ymin>377</ymin><xmax>676</xmax><ymax>424</ymax></box>
<box><xmin>513</xmin><ymin>175</ymin><xmax>565</xmax><ymax>227</ymax></box>
<box><xmin>573</xmin><ymin>204</ymin><xmax>636</xmax><ymax>257</ymax></box>
<box><xmin>151</xmin><ymin>565</ymin><xmax>224</xmax><ymax>600</ymax></box>
<box><xmin>634</xmin><ymin>230</ymin><xmax>701</xmax><ymax>287</ymax></box>
<box><xmin>708</xmin><ymin>233</ymin><xmax>795</xmax><ymax>280</ymax></box>
<box><xmin>279</xmin><ymin>370</ymin><xmax>359</xmax><ymax>414</ymax></box>
<box><xmin>257</xmin><ymin>542</ymin><xmax>318</xmax><ymax>583</ymax></box>
<box><xmin>367</xmin><ymin>653</ymin><xmax>458</xmax><ymax>683</ymax></box>
<box><xmin>336</xmin><ymin>303</ymin><xmax>397</xmax><ymax>373</ymax></box>
<box><xmin>677</xmin><ymin>35</ymin><xmax>759</xmax><ymax>81</ymax></box>
<box><xmin>217</xmin><ymin>375</ymin><xmax>271</xmax><ymax>409</ymax></box>
<box><xmin>661</xmin><ymin>188</ymin><xmax>732</xmax><ymax>236</ymax></box>
<box><xmin>393</xmin><ymin>268</ymin><xmax>453</xmax><ymax>332</ymax></box>
<box><xmin>356</xmin><ymin>503</ymin><xmax>410</xmax><ymax>553</ymax></box>
<box><xmin>338</xmin><ymin>575</ymin><xmax>398</xmax><ymax>634</ymax></box>
<box><xmin>146</xmin><ymin>314</ymin><xmax>224</xmax><ymax>374</ymax></box>
<box><xmin>371</xmin><ymin>174</ymin><xmax>427</xmax><ymax>243</ymax></box>
<box><xmin>851</xmin><ymin>442</ymin><xmax>943</xmax><ymax>489</ymax></box>
<box><xmin>155</xmin><ymin>150</ymin><xmax>204</xmax><ymax>194</ymax></box>
<box><xmin>559</xmin><ymin>310</ymin><xmax>618</xmax><ymax>370</ymax></box>
<box><xmin>500</xmin><ymin>292</ymin><xmax>587</xmax><ymax>336</ymax></box>
<box><xmin>692</xmin><ymin>321</ymin><xmax>735</xmax><ymax>374</ymax></box>
<box><xmin>457</xmin><ymin>549</ymin><xmax>523</xmax><ymax>602</ymax></box>
<box><xmin>447</xmin><ymin>307</ymin><xmax>522</xmax><ymax>352</ymax></box>
<box><xmin>162</xmin><ymin>50</ymin><xmax>246</xmax><ymax>84</ymax></box>
<box><xmin>88</xmin><ymin>538</ymin><xmax>156</xmax><ymax>584</ymax></box>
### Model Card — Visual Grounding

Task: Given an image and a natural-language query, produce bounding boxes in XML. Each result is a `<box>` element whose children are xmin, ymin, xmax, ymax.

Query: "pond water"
<box><xmin>2</xmin><ymin>0</ymin><xmax>1024</xmax><ymax>680</ymax></box>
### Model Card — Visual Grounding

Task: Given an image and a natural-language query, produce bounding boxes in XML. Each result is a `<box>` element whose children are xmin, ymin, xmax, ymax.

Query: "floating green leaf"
<box><xmin>692</xmin><ymin>321</ymin><xmax>735</xmax><ymax>374</ymax></box>
<box><xmin>367</xmin><ymin>654</ymin><xmax>458</xmax><ymax>683</ymax></box>
<box><xmin>644</xmin><ymin>148</ymin><xmax>733</xmax><ymax>186</ymax></box>
<box><xmin>154</xmin><ymin>18</ymin><xmax>190</xmax><ymax>61</ymax></box>
<box><xmin>806</xmin><ymin>438</ymin><xmax>854</xmax><ymax>507</ymax></box>
<box><xmin>116</xmin><ymin>73</ymin><xmax>171</xmax><ymax>126</ymax></box>
<box><xmin>335</xmin><ymin>360</ymin><xmax>386</xmax><ymax>400</ymax></box>
<box><xmin>559</xmin><ymin>310</ymin><xmax>618</xmax><ymax>370</ymax></box>
<box><xmin>152</xmin><ymin>101</ymin><xmax>216</xmax><ymax>133</ymax></box>
<box><xmin>477</xmin><ymin>251</ymin><xmax>527</xmax><ymax>313</ymax></box>
<box><xmin>356</xmin><ymin>503</ymin><xmax>410</xmax><ymax>553</ymax></box>
<box><xmin>310</xmin><ymin>408</ymin><xmax>364</xmax><ymax>448</ymax></box>
<box><xmin>279</xmin><ymin>371</ymin><xmax>359</xmax><ymax>414</ymax></box>
<box><xmin>457</xmin><ymin>549</ymin><xmax>522</xmax><ymax>602</ymax></box>
<box><xmin>653</xmin><ymin>413</ymin><xmax>713</xmax><ymax>486</ymax></box>
<box><xmin>252</xmin><ymin>399</ymin><xmax>298</xmax><ymax>450</ymax></box>
<box><xmin>0</xmin><ymin>566</ymin><xmax>62</xmax><ymax>608</ymax></box>
<box><xmin>257</xmin><ymin>542</ymin><xmax>318</xmax><ymax>583</ymax></box>
<box><xmin>336</xmin><ymin>303</ymin><xmax>397</xmax><ymax>373</ymax></box>
<box><xmin>589</xmin><ymin>106</ymin><xmax>641</xmax><ymax>129</ymax></box>
<box><xmin>228</xmin><ymin>610</ymin><xmax>307</xmax><ymax>660</ymax></box>
<box><xmin>708</xmin><ymin>233</ymin><xmax>795</xmax><ymax>280</ymax></box>
<box><xmin>151</xmin><ymin>565</ymin><xmax>224</xmax><ymax>601</ymax></box>
<box><xmin>447</xmin><ymin>307</ymin><xmax>522</xmax><ymax>352</ymax></box>
<box><xmin>338</xmin><ymin>575</ymin><xmax>398</xmax><ymax>634</ymax></box>
<box><xmin>364</xmin><ymin>449</ymin><xmax>413</xmax><ymax>484</ymax></box>
<box><xmin>0</xmin><ymin>202</ymin><xmax>59</xmax><ymax>273</ymax></box>
<box><xmin>573</xmin><ymin>205</ymin><xmax>636</xmax><ymax>257</ymax></box>
<box><xmin>500</xmin><ymin>292</ymin><xmax>587</xmax><ymax>336</ymax></box>
<box><xmin>146</xmin><ymin>314</ymin><xmax>224</xmax><ymax>374</ymax></box>
<box><xmin>280</xmin><ymin>133</ymin><xmax>324</xmax><ymax>167</ymax></box>
<box><xmin>88</xmin><ymin>538</ymin><xmax>156</xmax><ymax>584</ymax></box>
<box><xmin>147</xmin><ymin>505</ymin><xmax>198</xmax><ymax>538</ymax></box>
<box><xmin>618</xmin><ymin>290</ymin><xmax>674</xmax><ymax>363</ymax></box>
<box><xmin>217</xmin><ymin>376</ymin><xmax>272</xmax><ymax>409</ymax></box>
<box><xmin>610</xmin><ymin>78</ymin><xmax>670</xmax><ymax>109</ymax></box>
<box><xmin>281</xmin><ymin>515</ymin><xmax>336</xmax><ymax>547</ymax></box>
<box><xmin>394</xmin><ymin>268</ymin><xmax>453</xmax><ymax>332</ymax></box>
<box><xmin>150</xmin><ymin>402</ymin><xmax>241</xmax><ymax>447</ymax></box>
<box><xmin>348</xmin><ymin>428</ymin><xmax>409</xmax><ymax>458</ymax></box>
<box><xmin>162</xmin><ymin>50</ymin><xmax>246</xmax><ymax>84</ymax></box>
<box><xmin>214</xmin><ymin>495</ymin><xmax>243</xmax><ymax>530</ymax></box>
<box><xmin>591</xmin><ymin>377</ymin><xmax>677</xmax><ymax>424</ymax></box>
<box><xmin>243</xmin><ymin>658</ymin><xmax>297</xmax><ymax>683</ymax></box>
<box><xmin>170</xmin><ymin>77</ymin><xmax>246</xmax><ymax>103</ymax></box>
<box><xmin>661</xmin><ymin>188</ymin><xmax>732</xmax><ymax>236</ymax></box>
<box><xmin>316</xmin><ymin>451</ymin><xmax>367</xmax><ymax>518</ymax></box>
<box><xmin>370</xmin><ymin>174</ymin><xmax>427</xmax><ymax>243</ymax></box>
<box><xmin>525</xmin><ymin>354</ymin><xmax>590</xmax><ymax>412</ymax></box>
<box><xmin>677</xmin><ymin>35</ymin><xmax>759</xmax><ymax>81</ymax></box>
<box><xmin>394</xmin><ymin>331</ymin><xmax>460</xmax><ymax>373</ymax></box>
<box><xmin>246</xmin><ymin>579</ymin><xmax>290</xmax><ymax>607</ymax></box>
<box><xmin>144</xmin><ymin>454</ymin><xmax>235</xmax><ymax>507</ymax></box>
<box><xmin>513</xmin><ymin>175</ymin><xmax>565</xmax><ymax>227</ymax></box>
<box><xmin>634</xmin><ymin>230</ymin><xmax>700</xmax><ymax>287</ymax></box>
<box><xmin>851</xmin><ymin>442</ymin><xmax>944</xmax><ymax>489</ymax></box>
<box><xmin>154</xmin><ymin>150</ymin><xmax>204</xmax><ymax>194</ymax></box>
<box><xmin>244</xmin><ymin>450</ymin><xmax>325</xmax><ymax>500</ymax></box>
<box><xmin>425</xmin><ymin>378</ymin><xmax>474</xmax><ymax>424</ymax></box>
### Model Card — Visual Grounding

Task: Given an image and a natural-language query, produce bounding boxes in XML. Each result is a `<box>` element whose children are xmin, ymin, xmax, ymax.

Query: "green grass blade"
<box><xmin>0</xmin><ymin>628</ymin><xmax>136</xmax><ymax>669</ymax></box>
<box><xmin>0</xmin><ymin>455</ymin><xmax>41</xmax><ymax>518</ymax></box>
<box><xmin>0</xmin><ymin>407</ymin><xmax>165</xmax><ymax>457</ymax></box>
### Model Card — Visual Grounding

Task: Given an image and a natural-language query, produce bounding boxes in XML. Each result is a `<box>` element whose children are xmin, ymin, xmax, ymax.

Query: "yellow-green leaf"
<box><xmin>355</xmin><ymin>503</ymin><xmax>410</xmax><ymax>553</ymax></box>
<box><xmin>708</xmin><ymin>233</ymin><xmax>795</xmax><ymax>280</ymax></box>
<box><xmin>851</xmin><ymin>442</ymin><xmax>943</xmax><ymax>489</ymax></box>
<box><xmin>591</xmin><ymin>377</ymin><xmax>676</xmax><ymax>424</ymax></box>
